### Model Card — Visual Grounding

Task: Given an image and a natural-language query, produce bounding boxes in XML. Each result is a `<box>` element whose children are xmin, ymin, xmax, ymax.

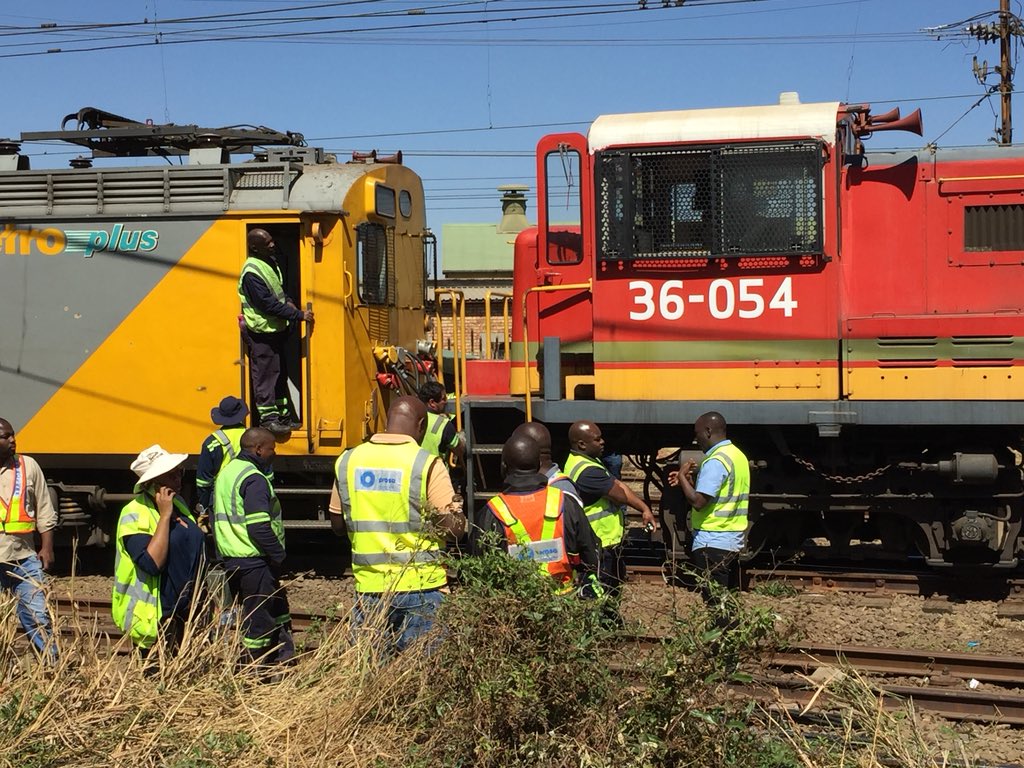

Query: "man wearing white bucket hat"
<box><xmin>112</xmin><ymin>445</ymin><xmax>206</xmax><ymax>651</ymax></box>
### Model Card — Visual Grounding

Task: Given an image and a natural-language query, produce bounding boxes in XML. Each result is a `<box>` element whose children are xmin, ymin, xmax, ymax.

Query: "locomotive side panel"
<box><xmin>3</xmin><ymin>218</ymin><xmax>240</xmax><ymax>459</ymax></box>
<box><xmin>588</xmin><ymin>136</ymin><xmax>842</xmax><ymax>402</ymax></box>
<box><xmin>842</xmin><ymin>148</ymin><xmax>1024</xmax><ymax>400</ymax></box>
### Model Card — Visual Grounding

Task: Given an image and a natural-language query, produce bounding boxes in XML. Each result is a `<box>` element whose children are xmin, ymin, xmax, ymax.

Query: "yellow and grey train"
<box><xmin>0</xmin><ymin>109</ymin><xmax>434</xmax><ymax>535</ymax></box>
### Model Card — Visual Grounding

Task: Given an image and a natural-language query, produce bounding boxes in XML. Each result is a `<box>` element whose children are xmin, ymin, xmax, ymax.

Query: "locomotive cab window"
<box><xmin>595</xmin><ymin>141</ymin><xmax>824</xmax><ymax>261</ymax></box>
<box><xmin>375</xmin><ymin>184</ymin><xmax>396</xmax><ymax>218</ymax></box>
<box><xmin>357</xmin><ymin>222</ymin><xmax>389</xmax><ymax>304</ymax></box>
<box><xmin>544</xmin><ymin>150</ymin><xmax>583</xmax><ymax>265</ymax></box>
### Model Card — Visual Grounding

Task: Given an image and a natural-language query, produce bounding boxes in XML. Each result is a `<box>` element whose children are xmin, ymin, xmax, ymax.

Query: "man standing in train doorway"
<box><xmin>238</xmin><ymin>228</ymin><xmax>313</xmax><ymax>436</ymax></box>
<box><xmin>669</xmin><ymin>411</ymin><xmax>749</xmax><ymax>626</ymax></box>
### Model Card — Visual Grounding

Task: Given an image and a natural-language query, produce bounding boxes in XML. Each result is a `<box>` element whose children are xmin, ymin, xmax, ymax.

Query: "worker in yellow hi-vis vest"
<box><xmin>564</xmin><ymin>420</ymin><xmax>657</xmax><ymax>621</ymax></box>
<box><xmin>329</xmin><ymin>396</ymin><xmax>465</xmax><ymax>657</ymax></box>
<box><xmin>669</xmin><ymin>410</ymin><xmax>750</xmax><ymax>624</ymax></box>
<box><xmin>417</xmin><ymin>381</ymin><xmax>465</xmax><ymax>465</ymax></box>
<box><xmin>238</xmin><ymin>228</ymin><xmax>313</xmax><ymax>436</ymax></box>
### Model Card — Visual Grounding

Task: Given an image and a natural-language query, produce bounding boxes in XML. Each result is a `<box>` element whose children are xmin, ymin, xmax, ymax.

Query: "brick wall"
<box><xmin>433</xmin><ymin>302</ymin><xmax>510</xmax><ymax>359</ymax></box>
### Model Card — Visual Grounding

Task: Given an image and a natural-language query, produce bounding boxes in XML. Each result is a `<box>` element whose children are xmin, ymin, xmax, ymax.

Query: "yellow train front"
<box><xmin>0</xmin><ymin>111</ymin><xmax>433</xmax><ymax>534</ymax></box>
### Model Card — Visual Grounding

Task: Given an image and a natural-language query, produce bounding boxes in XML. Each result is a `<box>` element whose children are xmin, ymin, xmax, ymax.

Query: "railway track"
<box><xmin>51</xmin><ymin>595</ymin><xmax>1024</xmax><ymax>727</ymax></box>
<box><xmin>742</xmin><ymin>566</ymin><xmax>1024</xmax><ymax>606</ymax></box>
<box><xmin>767</xmin><ymin>642</ymin><xmax>1024</xmax><ymax>725</ymax></box>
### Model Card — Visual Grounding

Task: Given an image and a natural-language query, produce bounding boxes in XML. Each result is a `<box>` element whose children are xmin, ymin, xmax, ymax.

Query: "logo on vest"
<box><xmin>508</xmin><ymin>538</ymin><xmax>565</xmax><ymax>564</ymax></box>
<box><xmin>356</xmin><ymin>468</ymin><xmax>404</xmax><ymax>493</ymax></box>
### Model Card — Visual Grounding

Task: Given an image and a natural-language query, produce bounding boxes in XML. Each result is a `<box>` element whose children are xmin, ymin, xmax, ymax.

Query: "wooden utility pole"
<box><xmin>964</xmin><ymin>0</ymin><xmax>1019</xmax><ymax>144</ymax></box>
<box><xmin>999</xmin><ymin>0</ymin><xmax>1013</xmax><ymax>144</ymax></box>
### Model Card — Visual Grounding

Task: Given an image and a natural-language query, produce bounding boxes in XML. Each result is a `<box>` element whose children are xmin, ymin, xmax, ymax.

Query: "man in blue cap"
<box><xmin>196</xmin><ymin>396</ymin><xmax>250</xmax><ymax>520</ymax></box>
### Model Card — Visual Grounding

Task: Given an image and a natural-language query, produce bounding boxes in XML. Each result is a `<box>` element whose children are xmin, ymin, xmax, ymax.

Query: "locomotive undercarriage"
<box><xmin>654</xmin><ymin>426</ymin><xmax>1024</xmax><ymax>571</ymax></box>
<box><xmin>37</xmin><ymin>456</ymin><xmax>341</xmax><ymax>551</ymax></box>
<box><xmin>463</xmin><ymin>399</ymin><xmax>1024</xmax><ymax>573</ymax></box>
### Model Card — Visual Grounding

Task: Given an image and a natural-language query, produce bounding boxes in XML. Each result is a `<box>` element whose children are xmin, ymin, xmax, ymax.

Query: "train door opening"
<box><xmin>244</xmin><ymin>222</ymin><xmax>305</xmax><ymax>426</ymax></box>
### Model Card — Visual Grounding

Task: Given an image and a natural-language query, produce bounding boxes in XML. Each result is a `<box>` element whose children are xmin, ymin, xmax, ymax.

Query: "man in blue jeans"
<box><xmin>329</xmin><ymin>397</ymin><xmax>464</xmax><ymax>656</ymax></box>
<box><xmin>0</xmin><ymin>418</ymin><xmax>57</xmax><ymax>659</ymax></box>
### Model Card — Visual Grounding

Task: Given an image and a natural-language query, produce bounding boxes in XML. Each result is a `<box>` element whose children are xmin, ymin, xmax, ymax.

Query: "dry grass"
<box><xmin>0</xmin><ymin>563</ymin><xmax>992</xmax><ymax>768</ymax></box>
<box><xmin>0</xmin><ymin>582</ymin><xmax>428</xmax><ymax>768</ymax></box>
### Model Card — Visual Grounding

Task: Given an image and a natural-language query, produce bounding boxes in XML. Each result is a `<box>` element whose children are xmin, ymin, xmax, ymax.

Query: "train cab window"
<box><xmin>544</xmin><ymin>150</ymin><xmax>583</xmax><ymax>265</ymax></box>
<box><xmin>375</xmin><ymin>184</ymin><xmax>396</xmax><ymax>218</ymax></box>
<box><xmin>357</xmin><ymin>222</ymin><xmax>388</xmax><ymax>304</ymax></box>
<box><xmin>399</xmin><ymin>189</ymin><xmax>413</xmax><ymax>218</ymax></box>
<box><xmin>595</xmin><ymin>141</ymin><xmax>823</xmax><ymax>261</ymax></box>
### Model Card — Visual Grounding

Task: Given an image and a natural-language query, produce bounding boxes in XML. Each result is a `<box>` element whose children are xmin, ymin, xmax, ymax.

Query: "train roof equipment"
<box><xmin>0</xmin><ymin>106</ymin><xmax>396</xmax><ymax>217</ymax></box>
<box><xmin>21</xmin><ymin>106</ymin><xmax>306</xmax><ymax>158</ymax></box>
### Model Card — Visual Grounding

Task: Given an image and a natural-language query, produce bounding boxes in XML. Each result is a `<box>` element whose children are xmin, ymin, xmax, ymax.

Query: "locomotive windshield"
<box><xmin>595</xmin><ymin>141</ymin><xmax>824</xmax><ymax>261</ymax></box>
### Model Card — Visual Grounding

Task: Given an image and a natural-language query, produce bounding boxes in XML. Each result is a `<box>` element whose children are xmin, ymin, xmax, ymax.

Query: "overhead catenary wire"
<box><xmin>0</xmin><ymin>0</ymin><xmax>938</xmax><ymax>58</ymax></box>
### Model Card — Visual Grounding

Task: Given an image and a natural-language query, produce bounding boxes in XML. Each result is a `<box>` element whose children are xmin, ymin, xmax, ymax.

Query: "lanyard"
<box><xmin>0</xmin><ymin>457</ymin><xmax>24</xmax><ymax>515</ymax></box>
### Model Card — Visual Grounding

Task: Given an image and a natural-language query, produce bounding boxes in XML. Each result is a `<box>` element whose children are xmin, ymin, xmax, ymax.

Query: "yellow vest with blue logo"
<box><xmin>690</xmin><ymin>442</ymin><xmax>750</xmax><ymax>533</ymax></box>
<box><xmin>563</xmin><ymin>452</ymin><xmax>624</xmax><ymax>549</ymax></box>
<box><xmin>112</xmin><ymin>493</ymin><xmax>194</xmax><ymax>648</ymax></box>
<box><xmin>335</xmin><ymin>439</ymin><xmax>445</xmax><ymax>593</ymax></box>
<box><xmin>238</xmin><ymin>256</ymin><xmax>288</xmax><ymax>333</ymax></box>
<box><xmin>213</xmin><ymin>458</ymin><xmax>284</xmax><ymax>558</ymax></box>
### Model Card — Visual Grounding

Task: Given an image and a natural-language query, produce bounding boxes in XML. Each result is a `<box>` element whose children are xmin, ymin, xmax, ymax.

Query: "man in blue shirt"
<box><xmin>669</xmin><ymin>411</ymin><xmax>750</xmax><ymax>610</ymax></box>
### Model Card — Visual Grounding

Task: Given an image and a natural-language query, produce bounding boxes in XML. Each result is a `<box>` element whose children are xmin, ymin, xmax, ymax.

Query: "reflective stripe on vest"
<box><xmin>563</xmin><ymin>453</ymin><xmax>624</xmax><ymax>548</ymax></box>
<box><xmin>420</xmin><ymin>412</ymin><xmax>454</xmax><ymax>459</ymax></box>
<box><xmin>0</xmin><ymin>456</ymin><xmax>35</xmax><ymax>534</ymax></box>
<box><xmin>486</xmin><ymin>486</ymin><xmax>572</xmax><ymax>584</ymax></box>
<box><xmin>212</xmin><ymin>428</ymin><xmax>243</xmax><ymax>469</ymax></box>
<box><xmin>213</xmin><ymin>458</ymin><xmax>284</xmax><ymax>558</ymax></box>
<box><xmin>238</xmin><ymin>256</ymin><xmax>288</xmax><ymax>333</ymax></box>
<box><xmin>335</xmin><ymin>440</ymin><xmax>445</xmax><ymax>593</ymax></box>
<box><xmin>689</xmin><ymin>442</ymin><xmax>750</xmax><ymax>534</ymax></box>
<box><xmin>112</xmin><ymin>494</ymin><xmax>193</xmax><ymax>648</ymax></box>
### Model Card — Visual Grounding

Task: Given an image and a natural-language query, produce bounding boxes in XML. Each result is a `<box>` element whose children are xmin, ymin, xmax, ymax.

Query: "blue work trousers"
<box><xmin>352</xmin><ymin>589</ymin><xmax>443</xmax><ymax>656</ymax></box>
<box><xmin>0</xmin><ymin>554</ymin><xmax>56</xmax><ymax>659</ymax></box>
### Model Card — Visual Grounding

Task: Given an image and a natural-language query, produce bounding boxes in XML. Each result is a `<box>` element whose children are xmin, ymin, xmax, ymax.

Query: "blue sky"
<box><xmin>1</xmin><ymin>1</ymin><xmax>1016</xmax><ymax>238</ymax></box>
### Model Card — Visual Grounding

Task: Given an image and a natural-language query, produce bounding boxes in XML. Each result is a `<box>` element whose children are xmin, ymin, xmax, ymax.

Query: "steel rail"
<box><xmin>54</xmin><ymin>596</ymin><xmax>327</xmax><ymax>633</ymax></box>
<box><xmin>772</xmin><ymin>643</ymin><xmax>1024</xmax><ymax>687</ymax></box>
<box><xmin>744</xmin><ymin>567</ymin><xmax>1024</xmax><ymax>600</ymax></box>
<box><xmin>748</xmin><ymin>678</ymin><xmax>1024</xmax><ymax>726</ymax></box>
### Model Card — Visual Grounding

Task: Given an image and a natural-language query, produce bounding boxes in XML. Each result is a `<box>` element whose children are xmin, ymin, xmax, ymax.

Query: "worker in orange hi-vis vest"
<box><xmin>0</xmin><ymin>417</ymin><xmax>57</xmax><ymax>659</ymax></box>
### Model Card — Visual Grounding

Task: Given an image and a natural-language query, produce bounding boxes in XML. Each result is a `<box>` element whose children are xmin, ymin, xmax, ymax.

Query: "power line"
<box><xmin>0</xmin><ymin>0</ymin><xmax>907</xmax><ymax>58</ymax></box>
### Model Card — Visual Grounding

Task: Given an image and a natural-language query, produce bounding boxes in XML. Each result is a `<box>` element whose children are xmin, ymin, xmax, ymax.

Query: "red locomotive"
<box><xmin>463</xmin><ymin>94</ymin><xmax>1024</xmax><ymax>571</ymax></box>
